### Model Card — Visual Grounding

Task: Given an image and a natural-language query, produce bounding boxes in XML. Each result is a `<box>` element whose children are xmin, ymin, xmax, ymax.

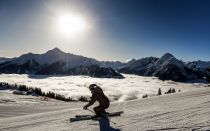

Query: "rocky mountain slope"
<box><xmin>119</xmin><ymin>53</ymin><xmax>208</xmax><ymax>82</ymax></box>
<box><xmin>0</xmin><ymin>48</ymin><xmax>124</xmax><ymax>79</ymax></box>
<box><xmin>0</xmin><ymin>48</ymin><xmax>209</xmax><ymax>82</ymax></box>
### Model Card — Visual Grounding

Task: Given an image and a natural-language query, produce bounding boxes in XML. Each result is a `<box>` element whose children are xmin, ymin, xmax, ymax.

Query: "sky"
<box><xmin>0</xmin><ymin>0</ymin><xmax>210</xmax><ymax>62</ymax></box>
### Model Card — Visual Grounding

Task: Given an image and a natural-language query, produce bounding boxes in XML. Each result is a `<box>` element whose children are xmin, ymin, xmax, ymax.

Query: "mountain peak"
<box><xmin>155</xmin><ymin>52</ymin><xmax>180</xmax><ymax>67</ymax></box>
<box><xmin>46</xmin><ymin>47</ymin><xmax>64</xmax><ymax>54</ymax></box>
<box><xmin>161</xmin><ymin>52</ymin><xmax>174</xmax><ymax>60</ymax></box>
<box><xmin>126</xmin><ymin>58</ymin><xmax>136</xmax><ymax>63</ymax></box>
<box><xmin>51</xmin><ymin>47</ymin><xmax>63</xmax><ymax>52</ymax></box>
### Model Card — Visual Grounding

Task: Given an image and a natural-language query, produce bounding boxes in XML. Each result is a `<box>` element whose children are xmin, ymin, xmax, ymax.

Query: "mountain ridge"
<box><xmin>0</xmin><ymin>48</ymin><xmax>209</xmax><ymax>82</ymax></box>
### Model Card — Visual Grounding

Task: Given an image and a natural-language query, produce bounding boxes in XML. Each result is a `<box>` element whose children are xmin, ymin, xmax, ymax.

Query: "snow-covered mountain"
<box><xmin>0</xmin><ymin>57</ymin><xmax>12</xmax><ymax>64</ymax></box>
<box><xmin>185</xmin><ymin>60</ymin><xmax>210</xmax><ymax>82</ymax></box>
<box><xmin>0</xmin><ymin>48</ymin><xmax>124</xmax><ymax>78</ymax></box>
<box><xmin>0</xmin><ymin>48</ymin><xmax>209</xmax><ymax>82</ymax></box>
<box><xmin>118</xmin><ymin>57</ymin><xmax>158</xmax><ymax>75</ymax></box>
<box><xmin>1</xmin><ymin>48</ymin><xmax>125</xmax><ymax>70</ymax></box>
<box><xmin>151</xmin><ymin>53</ymin><xmax>202</xmax><ymax>81</ymax></box>
<box><xmin>186</xmin><ymin>60</ymin><xmax>210</xmax><ymax>71</ymax></box>
<box><xmin>100</xmin><ymin>61</ymin><xmax>126</xmax><ymax>70</ymax></box>
<box><xmin>10</xmin><ymin>48</ymin><xmax>99</xmax><ymax>68</ymax></box>
<box><xmin>119</xmin><ymin>53</ymin><xmax>207</xmax><ymax>82</ymax></box>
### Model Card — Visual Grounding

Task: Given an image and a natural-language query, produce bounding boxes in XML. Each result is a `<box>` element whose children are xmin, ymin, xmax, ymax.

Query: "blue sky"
<box><xmin>0</xmin><ymin>0</ymin><xmax>210</xmax><ymax>61</ymax></box>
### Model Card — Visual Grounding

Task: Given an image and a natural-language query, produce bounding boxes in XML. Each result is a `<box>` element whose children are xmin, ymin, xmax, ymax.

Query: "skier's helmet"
<box><xmin>89</xmin><ymin>84</ymin><xmax>97</xmax><ymax>91</ymax></box>
<box><xmin>89</xmin><ymin>84</ymin><xmax>103</xmax><ymax>93</ymax></box>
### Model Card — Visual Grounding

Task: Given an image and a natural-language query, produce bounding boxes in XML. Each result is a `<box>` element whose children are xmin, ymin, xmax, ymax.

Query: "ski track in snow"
<box><xmin>0</xmin><ymin>87</ymin><xmax>210</xmax><ymax>131</ymax></box>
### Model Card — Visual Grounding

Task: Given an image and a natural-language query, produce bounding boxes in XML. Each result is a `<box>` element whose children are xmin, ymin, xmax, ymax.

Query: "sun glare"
<box><xmin>56</xmin><ymin>14</ymin><xmax>88</xmax><ymax>37</ymax></box>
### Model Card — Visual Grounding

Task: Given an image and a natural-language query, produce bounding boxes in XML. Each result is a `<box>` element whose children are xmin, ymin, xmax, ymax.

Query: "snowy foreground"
<box><xmin>0</xmin><ymin>74</ymin><xmax>207</xmax><ymax>101</ymax></box>
<box><xmin>0</xmin><ymin>87</ymin><xmax>210</xmax><ymax>131</ymax></box>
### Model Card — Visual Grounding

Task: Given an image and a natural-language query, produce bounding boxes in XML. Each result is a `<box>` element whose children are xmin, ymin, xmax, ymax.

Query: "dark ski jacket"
<box><xmin>86</xmin><ymin>87</ymin><xmax>110</xmax><ymax>108</ymax></box>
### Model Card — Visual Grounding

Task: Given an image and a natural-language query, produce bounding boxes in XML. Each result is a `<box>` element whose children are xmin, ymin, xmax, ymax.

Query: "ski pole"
<box><xmin>87</xmin><ymin>108</ymin><xmax>95</xmax><ymax>113</ymax></box>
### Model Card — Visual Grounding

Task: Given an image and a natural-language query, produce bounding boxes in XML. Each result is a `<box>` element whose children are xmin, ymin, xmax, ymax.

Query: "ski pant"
<box><xmin>93</xmin><ymin>104</ymin><xmax>109</xmax><ymax>115</ymax></box>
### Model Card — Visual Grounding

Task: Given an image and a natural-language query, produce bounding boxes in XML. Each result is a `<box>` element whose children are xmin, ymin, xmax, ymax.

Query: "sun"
<box><xmin>56</xmin><ymin>14</ymin><xmax>88</xmax><ymax>37</ymax></box>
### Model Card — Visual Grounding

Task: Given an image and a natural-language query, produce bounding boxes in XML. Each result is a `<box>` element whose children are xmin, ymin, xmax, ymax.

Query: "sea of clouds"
<box><xmin>0</xmin><ymin>74</ymin><xmax>206</xmax><ymax>101</ymax></box>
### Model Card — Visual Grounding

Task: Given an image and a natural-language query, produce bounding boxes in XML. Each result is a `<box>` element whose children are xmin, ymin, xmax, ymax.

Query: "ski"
<box><xmin>75</xmin><ymin>115</ymin><xmax>92</xmax><ymax>118</ymax></box>
<box><xmin>70</xmin><ymin>111</ymin><xmax>123</xmax><ymax>122</ymax></box>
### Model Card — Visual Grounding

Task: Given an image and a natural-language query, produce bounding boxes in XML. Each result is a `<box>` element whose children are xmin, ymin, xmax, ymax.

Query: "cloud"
<box><xmin>0</xmin><ymin>74</ymin><xmax>205</xmax><ymax>102</ymax></box>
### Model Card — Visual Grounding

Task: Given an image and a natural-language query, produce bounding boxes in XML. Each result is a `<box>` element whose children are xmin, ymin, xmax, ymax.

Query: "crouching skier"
<box><xmin>83</xmin><ymin>84</ymin><xmax>110</xmax><ymax>117</ymax></box>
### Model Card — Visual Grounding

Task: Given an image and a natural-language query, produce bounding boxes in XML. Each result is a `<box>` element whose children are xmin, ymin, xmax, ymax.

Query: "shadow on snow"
<box><xmin>99</xmin><ymin>117</ymin><xmax>121</xmax><ymax>131</ymax></box>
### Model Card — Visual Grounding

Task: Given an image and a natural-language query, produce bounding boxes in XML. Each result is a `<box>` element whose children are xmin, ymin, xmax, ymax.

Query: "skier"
<box><xmin>83</xmin><ymin>84</ymin><xmax>110</xmax><ymax>117</ymax></box>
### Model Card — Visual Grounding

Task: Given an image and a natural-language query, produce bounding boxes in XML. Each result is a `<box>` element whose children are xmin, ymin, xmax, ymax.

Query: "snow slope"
<box><xmin>0</xmin><ymin>87</ymin><xmax>210</xmax><ymax>131</ymax></box>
